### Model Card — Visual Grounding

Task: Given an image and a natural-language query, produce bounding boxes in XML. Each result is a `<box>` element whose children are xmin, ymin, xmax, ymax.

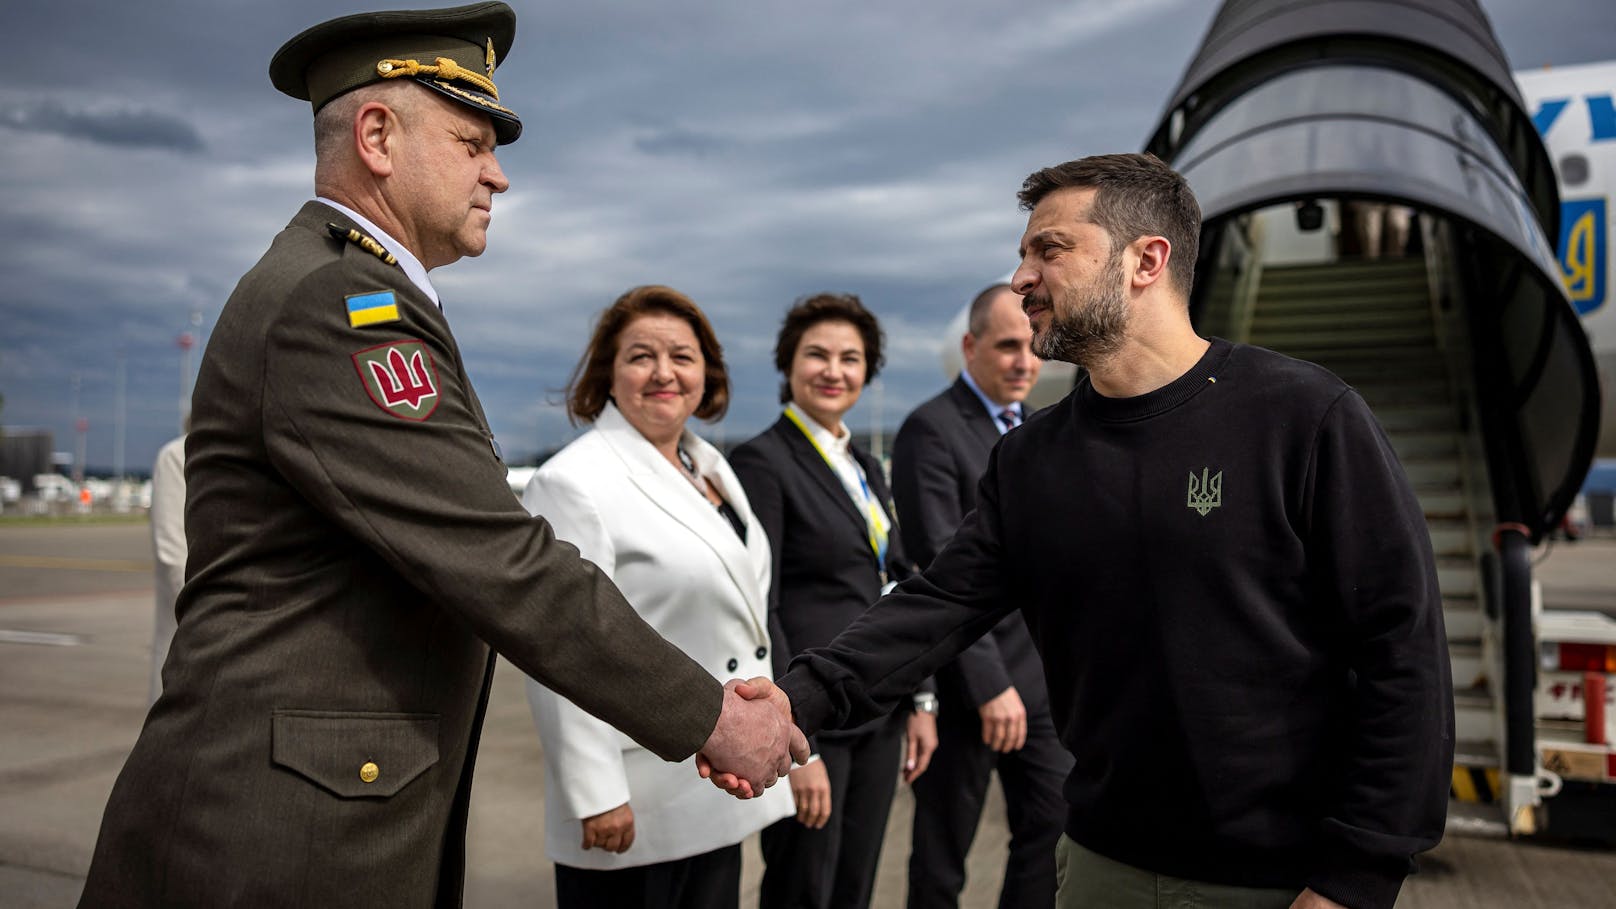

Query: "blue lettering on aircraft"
<box><xmin>1558</xmin><ymin>198</ymin><xmax>1607</xmax><ymax>315</ymax></box>
<box><xmin>1534</xmin><ymin>98</ymin><xmax>1570</xmax><ymax>135</ymax></box>
<box><xmin>1589</xmin><ymin>95</ymin><xmax>1616</xmax><ymax>142</ymax></box>
<box><xmin>1530</xmin><ymin>94</ymin><xmax>1616</xmax><ymax>141</ymax></box>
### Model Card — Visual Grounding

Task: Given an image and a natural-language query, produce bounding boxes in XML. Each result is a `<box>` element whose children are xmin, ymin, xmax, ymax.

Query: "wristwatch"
<box><xmin>912</xmin><ymin>692</ymin><xmax>939</xmax><ymax>715</ymax></box>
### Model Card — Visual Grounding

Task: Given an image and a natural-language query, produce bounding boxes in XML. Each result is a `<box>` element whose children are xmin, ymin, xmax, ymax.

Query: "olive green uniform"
<box><xmin>78</xmin><ymin>203</ymin><xmax>721</xmax><ymax>907</ymax></box>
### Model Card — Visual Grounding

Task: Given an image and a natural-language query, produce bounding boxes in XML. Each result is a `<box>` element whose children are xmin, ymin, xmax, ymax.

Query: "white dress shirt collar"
<box><xmin>315</xmin><ymin>198</ymin><xmax>440</xmax><ymax>308</ymax></box>
<box><xmin>959</xmin><ymin>366</ymin><xmax>1023</xmax><ymax>434</ymax></box>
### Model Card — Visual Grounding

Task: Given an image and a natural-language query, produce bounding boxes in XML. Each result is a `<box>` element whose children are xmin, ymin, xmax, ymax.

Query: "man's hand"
<box><xmin>789</xmin><ymin>759</ymin><xmax>832</xmax><ymax>829</ymax></box>
<box><xmin>979</xmin><ymin>686</ymin><xmax>1027</xmax><ymax>753</ymax></box>
<box><xmin>1289</xmin><ymin>888</ymin><xmax>1348</xmax><ymax>909</ymax></box>
<box><xmin>695</xmin><ymin>677</ymin><xmax>809</xmax><ymax>798</ymax></box>
<box><xmin>580</xmin><ymin>802</ymin><xmax>635</xmax><ymax>854</ymax></box>
<box><xmin>903</xmin><ymin>710</ymin><xmax>938</xmax><ymax>783</ymax></box>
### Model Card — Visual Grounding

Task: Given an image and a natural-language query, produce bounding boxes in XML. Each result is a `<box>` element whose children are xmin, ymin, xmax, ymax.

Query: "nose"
<box><xmin>1011</xmin><ymin>260</ymin><xmax>1037</xmax><ymax>296</ymax></box>
<box><xmin>650</xmin><ymin>354</ymin><xmax>674</xmax><ymax>381</ymax></box>
<box><xmin>483</xmin><ymin>153</ymin><xmax>510</xmax><ymax>194</ymax></box>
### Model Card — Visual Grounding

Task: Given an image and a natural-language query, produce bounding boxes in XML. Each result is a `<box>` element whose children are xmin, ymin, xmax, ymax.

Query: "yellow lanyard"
<box><xmin>783</xmin><ymin>407</ymin><xmax>889</xmax><ymax>580</ymax></box>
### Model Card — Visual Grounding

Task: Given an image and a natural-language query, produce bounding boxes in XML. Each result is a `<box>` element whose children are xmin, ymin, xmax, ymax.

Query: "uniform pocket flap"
<box><xmin>271</xmin><ymin>710</ymin><xmax>439</xmax><ymax>799</ymax></box>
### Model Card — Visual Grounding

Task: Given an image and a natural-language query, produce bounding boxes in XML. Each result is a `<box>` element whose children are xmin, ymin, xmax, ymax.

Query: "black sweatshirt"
<box><xmin>781</xmin><ymin>339</ymin><xmax>1453</xmax><ymax>909</ymax></box>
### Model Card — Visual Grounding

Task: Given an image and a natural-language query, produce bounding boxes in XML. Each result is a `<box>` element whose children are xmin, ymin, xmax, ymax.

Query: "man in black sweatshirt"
<box><xmin>734</xmin><ymin>154</ymin><xmax>1453</xmax><ymax>909</ymax></box>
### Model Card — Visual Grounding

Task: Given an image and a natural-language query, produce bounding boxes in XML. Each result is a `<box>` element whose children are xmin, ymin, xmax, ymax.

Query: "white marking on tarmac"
<box><xmin>0</xmin><ymin>629</ymin><xmax>84</xmax><ymax>646</ymax></box>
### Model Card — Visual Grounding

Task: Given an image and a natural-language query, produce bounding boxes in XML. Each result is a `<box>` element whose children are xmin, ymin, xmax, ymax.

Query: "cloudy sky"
<box><xmin>2</xmin><ymin>0</ymin><xmax>1612</xmax><ymax>472</ymax></box>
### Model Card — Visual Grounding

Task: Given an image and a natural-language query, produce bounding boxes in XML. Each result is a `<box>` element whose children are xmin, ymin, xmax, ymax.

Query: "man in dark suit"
<box><xmin>78</xmin><ymin>6</ymin><xmax>799</xmax><ymax>907</ymax></box>
<box><xmin>892</xmin><ymin>283</ymin><xmax>1071</xmax><ymax>909</ymax></box>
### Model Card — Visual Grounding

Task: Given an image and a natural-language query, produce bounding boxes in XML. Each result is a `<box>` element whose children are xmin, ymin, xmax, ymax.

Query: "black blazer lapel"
<box><xmin>950</xmin><ymin>377</ymin><xmax>1004</xmax><ymax>452</ymax></box>
<box><xmin>774</xmin><ymin>416</ymin><xmax>871</xmax><ymax>543</ymax></box>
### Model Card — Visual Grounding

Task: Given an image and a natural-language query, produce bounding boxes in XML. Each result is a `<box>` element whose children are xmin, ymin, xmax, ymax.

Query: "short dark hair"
<box><xmin>566</xmin><ymin>285</ymin><xmax>730</xmax><ymax>425</ymax></box>
<box><xmin>1018</xmin><ymin>153</ymin><xmax>1201</xmax><ymax>297</ymax></box>
<box><xmin>966</xmin><ymin>283</ymin><xmax>1013</xmax><ymax>336</ymax></box>
<box><xmin>772</xmin><ymin>292</ymin><xmax>885</xmax><ymax>404</ymax></box>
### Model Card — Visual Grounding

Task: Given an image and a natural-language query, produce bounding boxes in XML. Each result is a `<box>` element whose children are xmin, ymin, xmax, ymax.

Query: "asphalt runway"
<box><xmin>2</xmin><ymin>521</ymin><xmax>1614</xmax><ymax>908</ymax></box>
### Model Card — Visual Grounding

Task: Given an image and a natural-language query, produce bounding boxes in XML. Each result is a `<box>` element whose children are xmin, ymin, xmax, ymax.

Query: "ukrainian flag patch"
<box><xmin>347</xmin><ymin>290</ymin><xmax>400</xmax><ymax>328</ymax></box>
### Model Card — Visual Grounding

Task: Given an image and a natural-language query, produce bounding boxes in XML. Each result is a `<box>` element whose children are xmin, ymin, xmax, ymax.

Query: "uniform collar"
<box><xmin>315</xmin><ymin>197</ymin><xmax>440</xmax><ymax>308</ymax></box>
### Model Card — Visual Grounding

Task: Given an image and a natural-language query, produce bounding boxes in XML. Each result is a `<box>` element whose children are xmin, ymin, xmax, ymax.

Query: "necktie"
<box><xmin>999</xmin><ymin>408</ymin><xmax>1020</xmax><ymax>431</ymax></box>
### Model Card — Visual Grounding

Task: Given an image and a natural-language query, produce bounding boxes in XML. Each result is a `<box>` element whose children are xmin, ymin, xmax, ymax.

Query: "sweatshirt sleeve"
<box><xmin>1302</xmin><ymin>390</ymin><xmax>1454</xmax><ymax>908</ymax></box>
<box><xmin>781</xmin><ymin>446</ymin><xmax>1020</xmax><ymax>736</ymax></box>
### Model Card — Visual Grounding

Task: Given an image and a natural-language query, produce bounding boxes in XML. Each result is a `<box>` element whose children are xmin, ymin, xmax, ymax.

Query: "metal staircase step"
<box><xmin>1444</xmin><ymin>594</ymin><xmax>1482</xmax><ymax>639</ymax></box>
<box><xmin>1428</xmin><ymin>520</ymin><xmax>1476</xmax><ymax>557</ymax></box>
<box><xmin>1437</xmin><ymin>558</ymin><xmax>1478</xmax><ymax>596</ymax></box>
<box><xmin>1253</xmin><ymin>329</ymin><xmax>1437</xmax><ymax>352</ymax></box>
<box><xmin>1454</xmin><ymin>685</ymin><xmax>1497</xmax><ymax>743</ymax></box>
<box><xmin>1374</xmin><ymin>403</ymin><xmax>1460</xmax><ymax>432</ymax></box>
<box><xmin>1450</xmin><ymin>639</ymin><xmax>1486</xmax><ymax>689</ymax></box>
<box><xmin>1416</xmin><ymin>487</ymin><xmax>1469</xmax><ymax>519</ymax></box>
<box><xmin>1403</xmin><ymin>459</ymin><xmax>1463</xmax><ymax>487</ymax></box>
<box><xmin>1388</xmin><ymin>431</ymin><xmax>1459</xmax><ymax>460</ymax></box>
<box><xmin>1454</xmin><ymin>738</ymin><xmax>1501</xmax><ymax>768</ymax></box>
<box><xmin>1250</xmin><ymin>309</ymin><xmax>1431</xmax><ymax>332</ymax></box>
<box><xmin>1446</xmin><ymin>800</ymin><xmax>1509</xmax><ymax>838</ymax></box>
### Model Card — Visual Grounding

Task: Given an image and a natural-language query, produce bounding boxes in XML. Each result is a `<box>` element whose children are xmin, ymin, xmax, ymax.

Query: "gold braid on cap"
<box><xmin>375</xmin><ymin>56</ymin><xmax>499</xmax><ymax>99</ymax></box>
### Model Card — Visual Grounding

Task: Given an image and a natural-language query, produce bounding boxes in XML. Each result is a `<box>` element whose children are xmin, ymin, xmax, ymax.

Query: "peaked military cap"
<box><xmin>270</xmin><ymin>2</ymin><xmax>522</xmax><ymax>144</ymax></box>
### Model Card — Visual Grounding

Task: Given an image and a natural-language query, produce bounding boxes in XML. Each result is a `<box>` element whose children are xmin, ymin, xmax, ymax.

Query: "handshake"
<box><xmin>695</xmin><ymin>677</ymin><xmax>811</xmax><ymax>798</ymax></box>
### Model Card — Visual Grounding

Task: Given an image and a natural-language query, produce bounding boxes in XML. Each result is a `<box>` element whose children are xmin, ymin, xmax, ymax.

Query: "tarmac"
<box><xmin>2</xmin><ymin>520</ymin><xmax>1614</xmax><ymax>908</ymax></box>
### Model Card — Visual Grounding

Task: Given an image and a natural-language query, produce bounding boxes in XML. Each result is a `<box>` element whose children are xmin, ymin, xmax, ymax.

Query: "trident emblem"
<box><xmin>1187</xmin><ymin>467</ymin><xmax>1222</xmax><ymax>516</ymax></box>
<box><xmin>369</xmin><ymin>347</ymin><xmax>437</xmax><ymax>410</ymax></box>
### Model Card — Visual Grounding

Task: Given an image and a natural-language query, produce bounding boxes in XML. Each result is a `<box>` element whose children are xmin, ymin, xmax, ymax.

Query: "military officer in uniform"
<box><xmin>78</xmin><ymin>5</ymin><xmax>801</xmax><ymax>907</ymax></box>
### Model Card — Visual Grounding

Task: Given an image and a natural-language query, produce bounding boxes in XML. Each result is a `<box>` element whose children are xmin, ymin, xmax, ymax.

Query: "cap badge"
<box><xmin>485</xmin><ymin>38</ymin><xmax>496</xmax><ymax>78</ymax></box>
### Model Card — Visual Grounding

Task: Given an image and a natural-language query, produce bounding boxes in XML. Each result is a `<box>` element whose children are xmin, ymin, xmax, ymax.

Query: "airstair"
<box><xmin>1204</xmin><ymin>248</ymin><xmax>1509</xmax><ymax>833</ymax></box>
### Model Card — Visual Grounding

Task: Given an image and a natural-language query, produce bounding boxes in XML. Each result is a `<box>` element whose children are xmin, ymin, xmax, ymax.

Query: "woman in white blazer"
<box><xmin>522</xmin><ymin>286</ymin><xmax>793</xmax><ymax>909</ymax></box>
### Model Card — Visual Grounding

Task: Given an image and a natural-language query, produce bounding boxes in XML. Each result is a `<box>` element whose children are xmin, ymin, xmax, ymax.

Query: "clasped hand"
<box><xmin>695</xmin><ymin>677</ymin><xmax>809</xmax><ymax>798</ymax></box>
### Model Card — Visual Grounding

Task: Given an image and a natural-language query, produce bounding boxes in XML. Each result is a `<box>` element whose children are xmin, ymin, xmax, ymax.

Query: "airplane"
<box><xmin>1517</xmin><ymin>59</ymin><xmax>1616</xmax><ymax>459</ymax></box>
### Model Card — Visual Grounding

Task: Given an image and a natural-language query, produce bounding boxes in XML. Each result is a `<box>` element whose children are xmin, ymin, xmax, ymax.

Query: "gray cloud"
<box><xmin>0</xmin><ymin>100</ymin><xmax>204</xmax><ymax>152</ymax></box>
<box><xmin>2</xmin><ymin>0</ymin><xmax>1612</xmax><ymax>471</ymax></box>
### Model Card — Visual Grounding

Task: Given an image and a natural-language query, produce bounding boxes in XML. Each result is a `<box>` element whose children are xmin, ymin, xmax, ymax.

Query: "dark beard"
<box><xmin>1028</xmin><ymin>263</ymin><xmax>1129</xmax><ymax>367</ymax></box>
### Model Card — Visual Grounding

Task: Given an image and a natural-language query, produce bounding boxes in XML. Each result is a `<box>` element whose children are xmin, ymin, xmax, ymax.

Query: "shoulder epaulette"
<box><xmin>326</xmin><ymin>222</ymin><xmax>398</xmax><ymax>266</ymax></box>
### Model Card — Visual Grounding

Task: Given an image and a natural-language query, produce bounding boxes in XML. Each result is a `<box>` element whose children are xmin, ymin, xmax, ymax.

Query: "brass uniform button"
<box><xmin>359</xmin><ymin>761</ymin><xmax>380</xmax><ymax>784</ymax></box>
<box><xmin>376</xmin><ymin>61</ymin><xmax>394</xmax><ymax>74</ymax></box>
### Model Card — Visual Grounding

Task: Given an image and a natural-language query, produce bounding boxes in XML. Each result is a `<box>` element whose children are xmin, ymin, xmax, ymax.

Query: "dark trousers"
<box><xmin>760</xmin><ymin>716</ymin><xmax>904</xmax><ymax>909</ymax></box>
<box><xmin>907</xmin><ymin>705</ymin><xmax>1071</xmax><ymax>909</ymax></box>
<box><xmin>553</xmin><ymin>842</ymin><xmax>740</xmax><ymax>909</ymax></box>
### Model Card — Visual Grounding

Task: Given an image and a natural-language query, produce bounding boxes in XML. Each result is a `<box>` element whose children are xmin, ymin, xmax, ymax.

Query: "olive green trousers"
<box><xmin>1055</xmin><ymin>835</ymin><xmax>1299</xmax><ymax>909</ymax></box>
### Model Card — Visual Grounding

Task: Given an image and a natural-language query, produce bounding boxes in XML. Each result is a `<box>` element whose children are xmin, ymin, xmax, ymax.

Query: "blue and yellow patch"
<box><xmin>1559</xmin><ymin>197</ymin><xmax>1607</xmax><ymax>315</ymax></box>
<box><xmin>346</xmin><ymin>290</ymin><xmax>400</xmax><ymax>328</ymax></box>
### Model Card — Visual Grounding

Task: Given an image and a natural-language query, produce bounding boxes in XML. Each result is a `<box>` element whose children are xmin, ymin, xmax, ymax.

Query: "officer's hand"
<box><xmin>580</xmin><ymin>802</ymin><xmax>635</xmax><ymax>853</ymax></box>
<box><xmin>978</xmin><ymin>686</ymin><xmax>1027</xmax><ymax>753</ymax></box>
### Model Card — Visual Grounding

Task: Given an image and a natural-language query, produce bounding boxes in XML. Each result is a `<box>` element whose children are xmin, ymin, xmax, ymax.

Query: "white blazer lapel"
<box><xmin>595</xmin><ymin>405</ymin><xmax>769</xmax><ymax>646</ymax></box>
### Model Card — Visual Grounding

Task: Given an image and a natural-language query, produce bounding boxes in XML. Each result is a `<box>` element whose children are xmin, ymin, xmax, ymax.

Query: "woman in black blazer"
<box><xmin>731</xmin><ymin>292</ymin><xmax>938</xmax><ymax>909</ymax></box>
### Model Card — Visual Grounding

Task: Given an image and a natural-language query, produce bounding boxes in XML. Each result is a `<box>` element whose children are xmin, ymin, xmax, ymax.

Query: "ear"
<box><xmin>352</xmin><ymin>102</ymin><xmax>399</xmax><ymax>178</ymax></box>
<box><xmin>1131</xmin><ymin>236</ymin><xmax>1172</xmax><ymax>290</ymax></box>
<box><xmin>961</xmin><ymin>332</ymin><xmax>977</xmax><ymax>360</ymax></box>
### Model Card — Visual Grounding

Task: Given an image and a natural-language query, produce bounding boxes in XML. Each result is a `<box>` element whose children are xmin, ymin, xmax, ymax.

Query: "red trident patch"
<box><xmin>352</xmin><ymin>340</ymin><xmax>440</xmax><ymax>421</ymax></box>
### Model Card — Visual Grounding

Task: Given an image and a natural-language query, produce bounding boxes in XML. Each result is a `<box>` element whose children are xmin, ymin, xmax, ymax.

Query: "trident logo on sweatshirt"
<box><xmin>1187</xmin><ymin>468</ymin><xmax>1222</xmax><ymax>516</ymax></box>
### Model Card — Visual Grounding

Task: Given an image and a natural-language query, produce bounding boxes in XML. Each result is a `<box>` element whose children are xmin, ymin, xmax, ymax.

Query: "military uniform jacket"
<box><xmin>80</xmin><ymin>202</ymin><xmax>721</xmax><ymax>908</ymax></box>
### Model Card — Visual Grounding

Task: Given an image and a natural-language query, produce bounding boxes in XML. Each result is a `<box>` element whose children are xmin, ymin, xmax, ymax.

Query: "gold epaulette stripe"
<box><xmin>377</xmin><ymin>56</ymin><xmax>499</xmax><ymax>99</ymax></box>
<box><xmin>326</xmin><ymin>223</ymin><xmax>398</xmax><ymax>266</ymax></box>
